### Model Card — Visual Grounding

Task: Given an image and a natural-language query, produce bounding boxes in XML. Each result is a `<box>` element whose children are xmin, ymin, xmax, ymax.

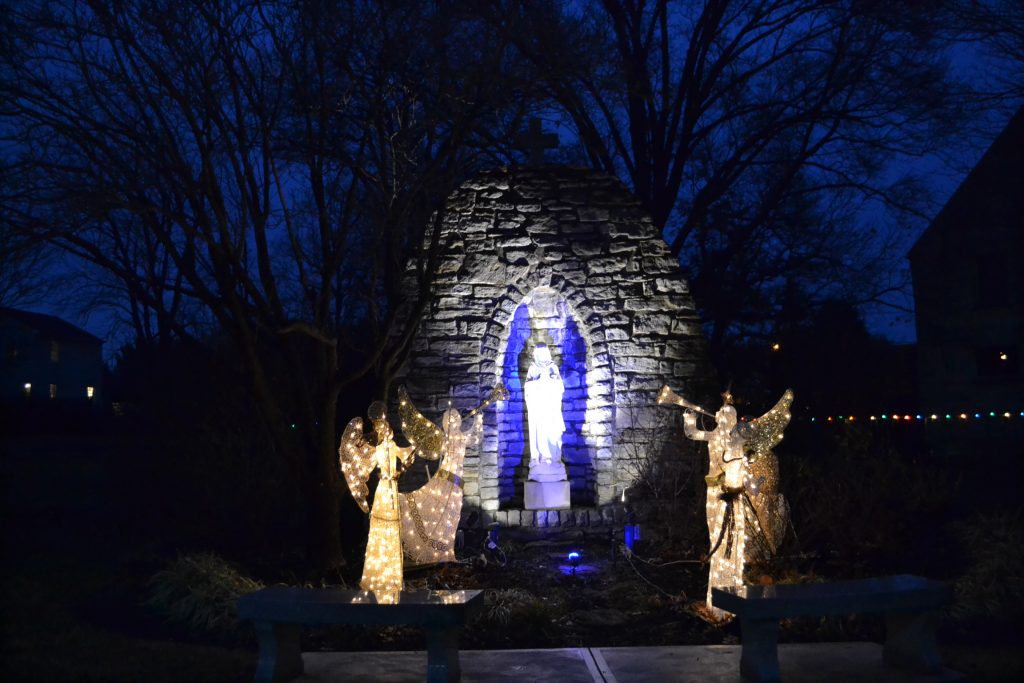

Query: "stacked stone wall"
<box><xmin>398</xmin><ymin>166</ymin><xmax>714</xmax><ymax>523</ymax></box>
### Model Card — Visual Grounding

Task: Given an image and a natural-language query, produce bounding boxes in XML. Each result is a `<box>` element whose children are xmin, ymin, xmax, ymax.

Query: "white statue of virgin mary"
<box><xmin>523</xmin><ymin>343</ymin><xmax>567</xmax><ymax>482</ymax></box>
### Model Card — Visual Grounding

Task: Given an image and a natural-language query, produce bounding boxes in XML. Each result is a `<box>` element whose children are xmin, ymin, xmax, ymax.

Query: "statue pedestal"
<box><xmin>524</xmin><ymin>479</ymin><xmax>570</xmax><ymax>510</ymax></box>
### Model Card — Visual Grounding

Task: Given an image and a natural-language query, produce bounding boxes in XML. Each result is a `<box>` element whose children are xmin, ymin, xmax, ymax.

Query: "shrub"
<box><xmin>951</xmin><ymin>510</ymin><xmax>1024</xmax><ymax>623</ymax></box>
<box><xmin>781</xmin><ymin>423</ymin><xmax>957</xmax><ymax>576</ymax></box>
<box><xmin>146</xmin><ymin>553</ymin><xmax>263</xmax><ymax>644</ymax></box>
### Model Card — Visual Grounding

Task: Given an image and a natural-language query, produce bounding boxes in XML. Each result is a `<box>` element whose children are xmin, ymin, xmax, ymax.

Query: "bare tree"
<box><xmin>0</xmin><ymin>142</ymin><xmax>63</xmax><ymax>308</ymax></box>
<box><xmin>495</xmin><ymin>0</ymin><xmax>980</xmax><ymax>349</ymax></box>
<box><xmin>1</xmin><ymin>0</ymin><xmax>530</xmax><ymax>572</ymax></box>
<box><xmin>0</xmin><ymin>218</ymin><xmax>63</xmax><ymax>309</ymax></box>
<box><xmin>942</xmin><ymin>0</ymin><xmax>1024</xmax><ymax>100</ymax></box>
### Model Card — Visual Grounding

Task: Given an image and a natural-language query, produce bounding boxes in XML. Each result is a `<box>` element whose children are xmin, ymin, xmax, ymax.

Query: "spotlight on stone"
<box><xmin>487</xmin><ymin>522</ymin><xmax>500</xmax><ymax>547</ymax></box>
<box><xmin>624</xmin><ymin>523</ymin><xmax>641</xmax><ymax>551</ymax></box>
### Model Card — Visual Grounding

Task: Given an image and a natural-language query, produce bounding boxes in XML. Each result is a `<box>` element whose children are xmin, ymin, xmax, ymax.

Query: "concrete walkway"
<box><xmin>297</xmin><ymin>643</ymin><xmax>965</xmax><ymax>682</ymax></box>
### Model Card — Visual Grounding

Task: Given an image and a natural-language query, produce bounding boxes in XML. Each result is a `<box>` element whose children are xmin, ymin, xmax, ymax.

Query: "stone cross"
<box><xmin>517</xmin><ymin>118</ymin><xmax>559</xmax><ymax>165</ymax></box>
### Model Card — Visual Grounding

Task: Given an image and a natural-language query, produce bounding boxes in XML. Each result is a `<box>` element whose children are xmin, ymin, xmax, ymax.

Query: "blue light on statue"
<box><xmin>500</xmin><ymin>297</ymin><xmax>592</xmax><ymax>506</ymax></box>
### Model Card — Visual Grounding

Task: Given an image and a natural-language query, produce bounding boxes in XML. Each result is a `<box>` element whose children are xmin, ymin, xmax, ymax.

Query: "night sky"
<box><xmin>8</xmin><ymin>8</ymin><xmax>1021</xmax><ymax>354</ymax></box>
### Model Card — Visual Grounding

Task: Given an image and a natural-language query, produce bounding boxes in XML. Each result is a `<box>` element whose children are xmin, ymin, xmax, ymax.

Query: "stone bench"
<box><xmin>237</xmin><ymin>587</ymin><xmax>483</xmax><ymax>683</ymax></box>
<box><xmin>712</xmin><ymin>575</ymin><xmax>952</xmax><ymax>683</ymax></box>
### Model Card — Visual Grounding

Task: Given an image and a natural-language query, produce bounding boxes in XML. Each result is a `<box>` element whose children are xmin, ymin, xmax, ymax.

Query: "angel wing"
<box><xmin>398</xmin><ymin>386</ymin><xmax>445</xmax><ymax>460</ymax></box>
<box><xmin>339</xmin><ymin>416</ymin><xmax>375</xmax><ymax>513</ymax></box>
<box><xmin>744</xmin><ymin>451</ymin><xmax>791</xmax><ymax>556</ymax></box>
<box><xmin>737</xmin><ymin>389</ymin><xmax>794</xmax><ymax>461</ymax></box>
<box><xmin>463</xmin><ymin>413</ymin><xmax>484</xmax><ymax>448</ymax></box>
<box><xmin>738</xmin><ymin>390</ymin><xmax>794</xmax><ymax>559</ymax></box>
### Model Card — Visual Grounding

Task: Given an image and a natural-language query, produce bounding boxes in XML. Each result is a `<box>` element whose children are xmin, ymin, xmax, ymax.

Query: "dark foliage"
<box><xmin>106</xmin><ymin>341</ymin><xmax>308</xmax><ymax>563</ymax></box>
<box><xmin>777</xmin><ymin>422</ymin><xmax>961</xmax><ymax>578</ymax></box>
<box><xmin>145</xmin><ymin>554</ymin><xmax>263</xmax><ymax>646</ymax></box>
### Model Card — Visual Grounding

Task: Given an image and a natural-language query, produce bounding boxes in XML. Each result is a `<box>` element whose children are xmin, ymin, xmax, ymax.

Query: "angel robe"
<box><xmin>395</xmin><ymin>384</ymin><xmax>506</xmax><ymax>566</ymax></box>
<box><xmin>400</xmin><ymin>410</ymin><xmax>483</xmax><ymax>565</ymax></box>
<box><xmin>684</xmin><ymin>409</ymin><xmax>748</xmax><ymax>618</ymax></box>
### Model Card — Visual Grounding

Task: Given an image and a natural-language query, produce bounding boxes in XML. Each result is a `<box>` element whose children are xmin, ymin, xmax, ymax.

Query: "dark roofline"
<box><xmin>0</xmin><ymin>307</ymin><xmax>103</xmax><ymax>345</ymax></box>
<box><xmin>908</xmin><ymin>106</ymin><xmax>1024</xmax><ymax>261</ymax></box>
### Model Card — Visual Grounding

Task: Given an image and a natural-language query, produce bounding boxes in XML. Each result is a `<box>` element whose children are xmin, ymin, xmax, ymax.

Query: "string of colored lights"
<box><xmin>802</xmin><ymin>410</ymin><xmax>1023</xmax><ymax>423</ymax></box>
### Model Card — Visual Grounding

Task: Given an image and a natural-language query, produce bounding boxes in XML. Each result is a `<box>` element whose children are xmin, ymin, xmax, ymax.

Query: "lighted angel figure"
<box><xmin>339</xmin><ymin>401</ymin><xmax>415</xmax><ymax>594</ymax></box>
<box><xmin>351</xmin><ymin>589</ymin><xmax>400</xmax><ymax>605</ymax></box>
<box><xmin>398</xmin><ymin>384</ymin><xmax>509</xmax><ymax>565</ymax></box>
<box><xmin>658</xmin><ymin>385</ymin><xmax>793</xmax><ymax>619</ymax></box>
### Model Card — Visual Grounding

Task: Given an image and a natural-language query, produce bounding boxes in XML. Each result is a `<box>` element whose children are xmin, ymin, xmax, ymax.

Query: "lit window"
<box><xmin>86</xmin><ymin>386</ymin><xmax>95</xmax><ymax>399</ymax></box>
<box><xmin>977</xmin><ymin>347</ymin><xmax>1017</xmax><ymax>376</ymax></box>
<box><xmin>23</xmin><ymin>383</ymin><xmax>31</xmax><ymax>397</ymax></box>
<box><xmin>49</xmin><ymin>384</ymin><xmax>57</xmax><ymax>399</ymax></box>
<box><xmin>50</xmin><ymin>341</ymin><xmax>60</xmax><ymax>362</ymax></box>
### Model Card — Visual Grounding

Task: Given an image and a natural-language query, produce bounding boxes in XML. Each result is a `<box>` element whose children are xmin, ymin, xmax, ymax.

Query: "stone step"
<box><xmin>471</xmin><ymin>505</ymin><xmax>630</xmax><ymax>529</ymax></box>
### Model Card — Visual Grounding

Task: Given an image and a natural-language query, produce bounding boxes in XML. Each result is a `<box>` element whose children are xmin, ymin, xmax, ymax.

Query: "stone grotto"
<box><xmin>396</xmin><ymin>165</ymin><xmax>714</xmax><ymax>528</ymax></box>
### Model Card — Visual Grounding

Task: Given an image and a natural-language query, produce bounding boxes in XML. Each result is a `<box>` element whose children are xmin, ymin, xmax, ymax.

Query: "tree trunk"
<box><xmin>304</xmin><ymin>395</ymin><xmax>343</xmax><ymax>575</ymax></box>
<box><xmin>304</xmin><ymin>462</ymin><xmax>343</xmax><ymax>574</ymax></box>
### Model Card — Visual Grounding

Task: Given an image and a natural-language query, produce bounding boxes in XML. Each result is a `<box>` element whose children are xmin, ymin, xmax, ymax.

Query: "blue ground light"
<box><xmin>559</xmin><ymin>550</ymin><xmax>588</xmax><ymax>577</ymax></box>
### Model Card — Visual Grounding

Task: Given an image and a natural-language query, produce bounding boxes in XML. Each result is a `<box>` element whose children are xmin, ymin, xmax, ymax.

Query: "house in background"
<box><xmin>0</xmin><ymin>307</ymin><xmax>103</xmax><ymax>405</ymax></box>
<box><xmin>909</xmin><ymin>108</ymin><xmax>1023</xmax><ymax>455</ymax></box>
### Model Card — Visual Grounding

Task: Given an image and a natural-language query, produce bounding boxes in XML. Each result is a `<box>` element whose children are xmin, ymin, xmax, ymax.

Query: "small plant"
<box><xmin>482</xmin><ymin>588</ymin><xmax>533</xmax><ymax>625</ymax></box>
<box><xmin>499</xmin><ymin>540</ymin><xmax>523</xmax><ymax>561</ymax></box>
<box><xmin>146</xmin><ymin>553</ymin><xmax>263</xmax><ymax>643</ymax></box>
<box><xmin>481</xmin><ymin>587</ymin><xmax>563</xmax><ymax>628</ymax></box>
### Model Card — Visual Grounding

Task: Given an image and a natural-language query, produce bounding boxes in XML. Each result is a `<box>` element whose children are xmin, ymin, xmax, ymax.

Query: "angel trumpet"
<box><xmin>466</xmin><ymin>383</ymin><xmax>510</xmax><ymax>419</ymax></box>
<box><xmin>657</xmin><ymin>385</ymin><xmax>714</xmax><ymax>417</ymax></box>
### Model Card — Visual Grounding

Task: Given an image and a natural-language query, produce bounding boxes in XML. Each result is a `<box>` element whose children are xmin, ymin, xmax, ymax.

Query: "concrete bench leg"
<box><xmin>424</xmin><ymin>626</ymin><xmax>462</xmax><ymax>683</ymax></box>
<box><xmin>884</xmin><ymin>611</ymin><xmax>941</xmax><ymax>673</ymax></box>
<box><xmin>739</xmin><ymin>617</ymin><xmax>781</xmax><ymax>683</ymax></box>
<box><xmin>252</xmin><ymin>622</ymin><xmax>303</xmax><ymax>683</ymax></box>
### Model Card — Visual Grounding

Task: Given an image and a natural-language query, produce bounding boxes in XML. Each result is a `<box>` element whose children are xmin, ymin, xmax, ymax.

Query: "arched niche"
<box><xmin>494</xmin><ymin>286</ymin><xmax>596</xmax><ymax>507</ymax></box>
